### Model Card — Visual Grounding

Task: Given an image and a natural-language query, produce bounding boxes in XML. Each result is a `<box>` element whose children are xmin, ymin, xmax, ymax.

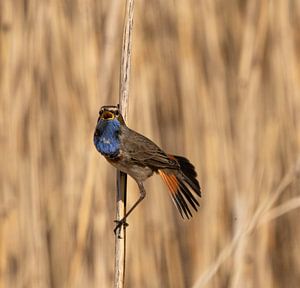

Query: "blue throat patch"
<box><xmin>94</xmin><ymin>119</ymin><xmax>121</xmax><ymax>158</ymax></box>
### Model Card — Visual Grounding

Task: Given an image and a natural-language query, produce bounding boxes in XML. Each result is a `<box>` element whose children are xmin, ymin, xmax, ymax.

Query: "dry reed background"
<box><xmin>1</xmin><ymin>1</ymin><xmax>300</xmax><ymax>287</ymax></box>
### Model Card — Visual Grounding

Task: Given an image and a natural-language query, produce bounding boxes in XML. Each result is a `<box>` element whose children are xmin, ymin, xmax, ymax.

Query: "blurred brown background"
<box><xmin>1</xmin><ymin>1</ymin><xmax>300</xmax><ymax>287</ymax></box>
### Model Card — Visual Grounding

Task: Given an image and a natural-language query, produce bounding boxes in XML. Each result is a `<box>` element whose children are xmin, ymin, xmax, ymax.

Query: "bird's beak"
<box><xmin>101</xmin><ymin>111</ymin><xmax>114</xmax><ymax>120</ymax></box>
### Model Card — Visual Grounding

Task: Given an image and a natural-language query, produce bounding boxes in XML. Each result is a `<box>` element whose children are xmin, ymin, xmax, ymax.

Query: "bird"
<box><xmin>94</xmin><ymin>105</ymin><xmax>201</xmax><ymax>234</ymax></box>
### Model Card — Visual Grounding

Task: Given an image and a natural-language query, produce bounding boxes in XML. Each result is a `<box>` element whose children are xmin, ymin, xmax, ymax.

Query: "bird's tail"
<box><xmin>159</xmin><ymin>155</ymin><xmax>201</xmax><ymax>218</ymax></box>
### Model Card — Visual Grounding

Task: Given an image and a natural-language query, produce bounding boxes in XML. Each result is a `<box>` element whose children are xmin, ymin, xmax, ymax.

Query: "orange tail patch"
<box><xmin>159</xmin><ymin>170</ymin><xmax>200</xmax><ymax>218</ymax></box>
<box><xmin>158</xmin><ymin>170</ymin><xmax>179</xmax><ymax>195</ymax></box>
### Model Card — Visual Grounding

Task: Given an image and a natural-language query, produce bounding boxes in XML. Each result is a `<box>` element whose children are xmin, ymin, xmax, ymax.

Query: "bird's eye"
<box><xmin>115</xmin><ymin>110</ymin><xmax>119</xmax><ymax>116</ymax></box>
<box><xmin>99</xmin><ymin>110</ymin><xmax>103</xmax><ymax>116</ymax></box>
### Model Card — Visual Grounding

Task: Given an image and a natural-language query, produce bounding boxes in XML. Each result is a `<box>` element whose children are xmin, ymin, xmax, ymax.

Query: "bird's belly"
<box><xmin>107</xmin><ymin>157</ymin><xmax>153</xmax><ymax>182</ymax></box>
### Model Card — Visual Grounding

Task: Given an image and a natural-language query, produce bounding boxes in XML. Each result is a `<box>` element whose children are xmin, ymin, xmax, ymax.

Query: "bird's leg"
<box><xmin>114</xmin><ymin>182</ymin><xmax>146</xmax><ymax>237</ymax></box>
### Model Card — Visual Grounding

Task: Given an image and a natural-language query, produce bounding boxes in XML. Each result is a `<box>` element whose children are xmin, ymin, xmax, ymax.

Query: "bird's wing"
<box><xmin>121</xmin><ymin>127</ymin><xmax>179</xmax><ymax>170</ymax></box>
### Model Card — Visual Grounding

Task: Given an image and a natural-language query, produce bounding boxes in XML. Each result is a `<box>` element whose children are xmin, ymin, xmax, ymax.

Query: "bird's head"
<box><xmin>97</xmin><ymin>105</ymin><xmax>125</xmax><ymax>124</ymax></box>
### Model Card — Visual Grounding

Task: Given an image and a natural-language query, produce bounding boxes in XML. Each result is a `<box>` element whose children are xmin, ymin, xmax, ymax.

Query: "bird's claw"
<box><xmin>113</xmin><ymin>219</ymin><xmax>129</xmax><ymax>238</ymax></box>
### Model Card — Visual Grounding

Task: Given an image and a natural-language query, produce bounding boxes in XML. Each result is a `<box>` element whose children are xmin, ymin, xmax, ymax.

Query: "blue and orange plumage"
<box><xmin>94</xmin><ymin>105</ymin><xmax>201</xmax><ymax>233</ymax></box>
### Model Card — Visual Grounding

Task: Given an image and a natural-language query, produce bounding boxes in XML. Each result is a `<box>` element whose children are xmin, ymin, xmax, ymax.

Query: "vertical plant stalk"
<box><xmin>114</xmin><ymin>0</ymin><xmax>134</xmax><ymax>288</ymax></box>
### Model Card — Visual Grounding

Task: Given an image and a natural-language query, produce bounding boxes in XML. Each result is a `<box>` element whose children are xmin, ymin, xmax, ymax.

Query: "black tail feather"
<box><xmin>174</xmin><ymin>191</ymin><xmax>193</xmax><ymax>218</ymax></box>
<box><xmin>179</xmin><ymin>181</ymin><xmax>199</xmax><ymax>211</ymax></box>
<box><xmin>171</xmin><ymin>178</ymin><xmax>200</xmax><ymax>219</ymax></box>
<box><xmin>159</xmin><ymin>156</ymin><xmax>201</xmax><ymax>219</ymax></box>
<box><xmin>174</xmin><ymin>155</ymin><xmax>201</xmax><ymax>197</ymax></box>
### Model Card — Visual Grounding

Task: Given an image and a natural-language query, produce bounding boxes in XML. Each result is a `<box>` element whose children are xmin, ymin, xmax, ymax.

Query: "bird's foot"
<box><xmin>113</xmin><ymin>219</ymin><xmax>129</xmax><ymax>238</ymax></box>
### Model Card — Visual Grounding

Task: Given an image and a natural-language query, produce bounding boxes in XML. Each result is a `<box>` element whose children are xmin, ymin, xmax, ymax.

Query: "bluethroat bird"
<box><xmin>94</xmin><ymin>105</ymin><xmax>201</xmax><ymax>234</ymax></box>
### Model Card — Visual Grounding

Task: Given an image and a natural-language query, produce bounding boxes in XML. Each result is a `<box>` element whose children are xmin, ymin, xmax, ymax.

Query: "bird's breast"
<box><xmin>107</xmin><ymin>154</ymin><xmax>154</xmax><ymax>182</ymax></box>
<box><xmin>94</xmin><ymin>120</ymin><xmax>121</xmax><ymax>157</ymax></box>
<box><xmin>95</xmin><ymin>137</ymin><xmax>120</xmax><ymax>157</ymax></box>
